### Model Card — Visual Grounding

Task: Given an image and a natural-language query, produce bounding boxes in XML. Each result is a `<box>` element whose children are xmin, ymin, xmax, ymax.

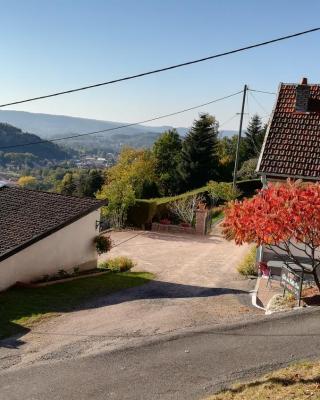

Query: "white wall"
<box><xmin>0</xmin><ymin>209</ymin><xmax>100</xmax><ymax>291</ymax></box>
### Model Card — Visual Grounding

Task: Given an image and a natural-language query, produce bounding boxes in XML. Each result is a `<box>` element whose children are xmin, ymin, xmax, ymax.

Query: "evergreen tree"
<box><xmin>153</xmin><ymin>129</ymin><xmax>182</xmax><ymax>195</ymax></box>
<box><xmin>179</xmin><ymin>114</ymin><xmax>219</xmax><ymax>190</ymax></box>
<box><xmin>245</xmin><ymin>114</ymin><xmax>266</xmax><ymax>158</ymax></box>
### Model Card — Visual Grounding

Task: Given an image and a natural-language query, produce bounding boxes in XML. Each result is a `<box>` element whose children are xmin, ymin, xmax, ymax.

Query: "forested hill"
<box><xmin>0</xmin><ymin>123</ymin><xmax>69</xmax><ymax>160</ymax></box>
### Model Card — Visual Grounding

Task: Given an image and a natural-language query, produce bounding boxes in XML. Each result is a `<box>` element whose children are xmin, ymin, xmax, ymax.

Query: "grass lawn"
<box><xmin>0</xmin><ymin>271</ymin><xmax>154</xmax><ymax>340</ymax></box>
<box><xmin>206</xmin><ymin>360</ymin><xmax>320</xmax><ymax>400</ymax></box>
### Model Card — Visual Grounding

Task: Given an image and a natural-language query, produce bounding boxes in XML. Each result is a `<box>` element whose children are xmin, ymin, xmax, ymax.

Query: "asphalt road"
<box><xmin>1</xmin><ymin>309</ymin><xmax>320</xmax><ymax>400</ymax></box>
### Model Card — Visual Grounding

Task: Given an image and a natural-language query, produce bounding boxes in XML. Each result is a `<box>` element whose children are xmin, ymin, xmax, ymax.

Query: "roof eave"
<box><xmin>256</xmin><ymin>171</ymin><xmax>320</xmax><ymax>181</ymax></box>
<box><xmin>256</xmin><ymin>82</ymin><xmax>283</xmax><ymax>173</ymax></box>
<box><xmin>0</xmin><ymin>202</ymin><xmax>104</xmax><ymax>263</ymax></box>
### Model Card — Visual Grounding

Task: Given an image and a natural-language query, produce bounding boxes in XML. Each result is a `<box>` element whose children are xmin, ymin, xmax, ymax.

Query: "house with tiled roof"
<box><xmin>257</xmin><ymin>78</ymin><xmax>320</xmax><ymax>182</ymax></box>
<box><xmin>0</xmin><ymin>183</ymin><xmax>104</xmax><ymax>291</ymax></box>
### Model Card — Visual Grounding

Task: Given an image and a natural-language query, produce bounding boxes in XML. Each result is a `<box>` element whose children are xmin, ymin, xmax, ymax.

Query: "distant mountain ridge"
<box><xmin>0</xmin><ymin>110</ymin><xmax>237</xmax><ymax>155</ymax></box>
<box><xmin>0</xmin><ymin>110</ymin><xmax>189</xmax><ymax>139</ymax></box>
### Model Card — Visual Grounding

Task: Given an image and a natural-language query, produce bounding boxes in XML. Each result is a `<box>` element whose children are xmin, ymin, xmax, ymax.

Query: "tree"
<box><xmin>17</xmin><ymin>175</ymin><xmax>37</xmax><ymax>189</ymax></box>
<box><xmin>207</xmin><ymin>181</ymin><xmax>241</xmax><ymax>204</ymax></box>
<box><xmin>77</xmin><ymin>169</ymin><xmax>104</xmax><ymax>197</ymax></box>
<box><xmin>153</xmin><ymin>129</ymin><xmax>182</xmax><ymax>195</ymax></box>
<box><xmin>244</xmin><ymin>114</ymin><xmax>266</xmax><ymax>158</ymax></box>
<box><xmin>58</xmin><ymin>172</ymin><xmax>77</xmax><ymax>196</ymax></box>
<box><xmin>179</xmin><ymin>114</ymin><xmax>219</xmax><ymax>190</ymax></box>
<box><xmin>97</xmin><ymin>178</ymin><xmax>135</xmax><ymax>229</ymax></box>
<box><xmin>107</xmin><ymin>147</ymin><xmax>159</xmax><ymax>199</ymax></box>
<box><xmin>237</xmin><ymin>158</ymin><xmax>258</xmax><ymax>180</ymax></box>
<box><xmin>216</xmin><ymin>136</ymin><xmax>248</xmax><ymax>181</ymax></box>
<box><xmin>223</xmin><ymin>180</ymin><xmax>320</xmax><ymax>289</ymax></box>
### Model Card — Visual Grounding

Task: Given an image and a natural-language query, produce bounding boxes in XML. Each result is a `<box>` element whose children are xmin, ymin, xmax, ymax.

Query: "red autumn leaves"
<box><xmin>223</xmin><ymin>180</ymin><xmax>320</xmax><ymax>248</ymax></box>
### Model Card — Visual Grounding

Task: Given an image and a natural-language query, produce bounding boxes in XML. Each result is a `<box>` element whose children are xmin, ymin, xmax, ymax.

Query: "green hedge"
<box><xmin>127</xmin><ymin>199</ymin><xmax>158</xmax><ymax>227</ymax></box>
<box><xmin>127</xmin><ymin>180</ymin><xmax>262</xmax><ymax>228</ymax></box>
<box><xmin>127</xmin><ymin>186</ymin><xmax>209</xmax><ymax>228</ymax></box>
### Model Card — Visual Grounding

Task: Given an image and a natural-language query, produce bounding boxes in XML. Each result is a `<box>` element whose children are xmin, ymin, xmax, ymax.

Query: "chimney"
<box><xmin>295</xmin><ymin>77</ymin><xmax>310</xmax><ymax>112</ymax></box>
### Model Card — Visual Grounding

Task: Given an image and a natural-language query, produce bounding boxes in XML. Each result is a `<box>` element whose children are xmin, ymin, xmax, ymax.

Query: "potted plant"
<box><xmin>94</xmin><ymin>235</ymin><xmax>112</xmax><ymax>255</ymax></box>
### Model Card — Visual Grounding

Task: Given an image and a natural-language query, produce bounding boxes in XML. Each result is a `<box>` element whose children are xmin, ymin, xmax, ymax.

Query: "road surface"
<box><xmin>1</xmin><ymin>309</ymin><xmax>320</xmax><ymax>400</ymax></box>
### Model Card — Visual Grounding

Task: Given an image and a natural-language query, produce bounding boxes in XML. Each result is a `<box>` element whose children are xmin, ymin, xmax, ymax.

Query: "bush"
<box><xmin>207</xmin><ymin>181</ymin><xmax>241</xmax><ymax>203</ymax></box>
<box><xmin>94</xmin><ymin>235</ymin><xmax>113</xmax><ymax>255</ymax></box>
<box><xmin>238</xmin><ymin>158</ymin><xmax>258</xmax><ymax>180</ymax></box>
<box><xmin>168</xmin><ymin>194</ymin><xmax>200</xmax><ymax>225</ymax></box>
<box><xmin>237</xmin><ymin>247</ymin><xmax>258</xmax><ymax>277</ymax></box>
<box><xmin>98</xmin><ymin>256</ymin><xmax>135</xmax><ymax>272</ymax></box>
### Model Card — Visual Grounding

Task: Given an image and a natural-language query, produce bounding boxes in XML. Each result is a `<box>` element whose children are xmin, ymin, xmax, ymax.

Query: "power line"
<box><xmin>249</xmin><ymin>91</ymin><xmax>270</xmax><ymax>114</ymax></box>
<box><xmin>0</xmin><ymin>27</ymin><xmax>318</xmax><ymax>108</ymax></box>
<box><xmin>249</xmin><ymin>89</ymin><xmax>276</xmax><ymax>95</ymax></box>
<box><xmin>0</xmin><ymin>90</ymin><xmax>242</xmax><ymax>150</ymax></box>
<box><xmin>219</xmin><ymin>113</ymin><xmax>239</xmax><ymax>129</ymax></box>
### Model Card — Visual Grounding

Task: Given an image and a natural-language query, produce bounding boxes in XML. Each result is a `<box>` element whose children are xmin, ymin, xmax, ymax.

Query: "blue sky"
<box><xmin>1</xmin><ymin>0</ymin><xmax>320</xmax><ymax>130</ymax></box>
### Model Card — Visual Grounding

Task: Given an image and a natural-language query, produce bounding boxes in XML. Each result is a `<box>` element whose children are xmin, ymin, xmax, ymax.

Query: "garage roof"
<box><xmin>0</xmin><ymin>186</ymin><xmax>104</xmax><ymax>262</ymax></box>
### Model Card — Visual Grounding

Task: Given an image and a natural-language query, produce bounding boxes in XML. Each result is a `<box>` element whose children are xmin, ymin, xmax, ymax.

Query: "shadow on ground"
<box><xmin>0</xmin><ymin>273</ymin><xmax>249</xmax><ymax>347</ymax></box>
<box><xmin>82</xmin><ymin>280</ymin><xmax>248</xmax><ymax>310</ymax></box>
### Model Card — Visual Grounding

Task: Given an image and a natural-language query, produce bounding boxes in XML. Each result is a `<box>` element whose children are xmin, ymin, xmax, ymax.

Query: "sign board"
<box><xmin>280</xmin><ymin>265</ymin><xmax>303</xmax><ymax>301</ymax></box>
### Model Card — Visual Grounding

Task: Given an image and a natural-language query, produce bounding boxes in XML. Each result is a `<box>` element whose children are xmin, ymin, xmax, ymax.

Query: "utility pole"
<box><xmin>232</xmin><ymin>84</ymin><xmax>247</xmax><ymax>189</ymax></box>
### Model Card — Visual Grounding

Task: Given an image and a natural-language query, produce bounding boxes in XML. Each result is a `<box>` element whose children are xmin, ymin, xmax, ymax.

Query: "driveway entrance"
<box><xmin>0</xmin><ymin>227</ymin><xmax>261</xmax><ymax>371</ymax></box>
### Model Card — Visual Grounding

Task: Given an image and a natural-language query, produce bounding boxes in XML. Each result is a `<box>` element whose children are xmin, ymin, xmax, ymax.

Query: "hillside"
<box><xmin>0</xmin><ymin>110</ymin><xmax>188</xmax><ymax>139</ymax></box>
<box><xmin>0</xmin><ymin>110</ymin><xmax>237</xmax><ymax>154</ymax></box>
<box><xmin>0</xmin><ymin>123</ymin><xmax>69</xmax><ymax>160</ymax></box>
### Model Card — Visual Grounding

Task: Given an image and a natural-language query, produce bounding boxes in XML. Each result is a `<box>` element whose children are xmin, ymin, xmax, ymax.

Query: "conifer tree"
<box><xmin>245</xmin><ymin>114</ymin><xmax>266</xmax><ymax>158</ymax></box>
<box><xmin>153</xmin><ymin>129</ymin><xmax>182</xmax><ymax>195</ymax></box>
<box><xmin>179</xmin><ymin>114</ymin><xmax>219</xmax><ymax>190</ymax></box>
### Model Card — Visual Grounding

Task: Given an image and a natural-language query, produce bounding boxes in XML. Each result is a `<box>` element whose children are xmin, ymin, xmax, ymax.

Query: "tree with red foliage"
<box><xmin>223</xmin><ymin>180</ymin><xmax>320</xmax><ymax>289</ymax></box>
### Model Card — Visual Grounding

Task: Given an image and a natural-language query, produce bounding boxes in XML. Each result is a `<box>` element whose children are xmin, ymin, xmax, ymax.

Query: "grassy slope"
<box><xmin>0</xmin><ymin>271</ymin><xmax>153</xmax><ymax>339</ymax></box>
<box><xmin>207</xmin><ymin>360</ymin><xmax>320</xmax><ymax>400</ymax></box>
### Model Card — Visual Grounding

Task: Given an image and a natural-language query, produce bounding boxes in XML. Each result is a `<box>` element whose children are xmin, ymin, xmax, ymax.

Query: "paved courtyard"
<box><xmin>0</xmin><ymin>227</ymin><xmax>262</xmax><ymax>371</ymax></box>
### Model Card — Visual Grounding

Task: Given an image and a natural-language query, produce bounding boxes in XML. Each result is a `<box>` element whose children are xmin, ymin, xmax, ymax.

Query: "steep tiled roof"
<box><xmin>0</xmin><ymin>186</ymin><xmax>104</xmax><ymax>261</ymax></box>
<box><xmin>257</xmin><ymin>83</ymin><xmax>320</xmax><ymax>179</ymax></box>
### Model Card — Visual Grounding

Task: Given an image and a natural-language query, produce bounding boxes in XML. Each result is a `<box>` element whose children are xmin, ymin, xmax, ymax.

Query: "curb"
<box><xmin>250</xmin><ymin>277</ymin><xmax>266</xmax><ymax>311</ymax></box>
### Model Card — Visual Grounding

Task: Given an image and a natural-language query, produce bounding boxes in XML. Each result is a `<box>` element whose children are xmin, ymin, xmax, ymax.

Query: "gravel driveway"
<box><xmin>0</xmin><ymin>227</ymin><xmax>262</xmax><ymax>371</ymax></box>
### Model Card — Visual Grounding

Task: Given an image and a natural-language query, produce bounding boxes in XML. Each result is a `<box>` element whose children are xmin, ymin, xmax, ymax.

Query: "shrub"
<box><xmin>94</xmin><ymin>235</ymin><xmax>112</xmax><ymax>255</ymax></box>
<box><xmin>238</xmin><ymin>158</ymin><xmax>258</xmax><ymax>180</ymax></box>
<box><xmin>168</xmin><ymin>194</ymin><xmax>200</xmax><ymax>225</ymax></box>
<box><xmin>207</xmin><ymin>181</ymin><xmax>241</xmax><ymax>204</ymax></box>
<box><xmin>98</xmin><ymin>256</ymin><xmax>135</xmax><ymax>272</ymax></box>
<box><xmin>58</xmin><ymin>269</ymin><xmax>69</xmax><ymax>278</ymax></box>
<box><xmin>237</xmin><ymin>247</ymin><xmax>258</xmax><ymax>277</ymax></box>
